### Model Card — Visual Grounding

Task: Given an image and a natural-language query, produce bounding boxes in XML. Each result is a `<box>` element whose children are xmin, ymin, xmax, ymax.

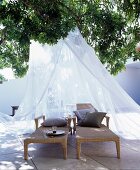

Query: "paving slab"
<box><xmin>1</xmin><ymin>129</ymin><xmax>140</xmax><ymax>170</ymax></box>
<box><xmin>0</xmin><ymin>131</ymin><xmax>36</xmax><ymax>170</ymax></box>
<box><xmin>29</xmin><ymin>143</ymin><xmax>108</xmax><ymax>170</ymax></box>
<box><xmin>79</xmin><ymin>138</ymin><xmax>140</xmax><ymax>170</ymax></box>
<box><xmin>0</xmin><ymin>152</ymin><xmax>36</xmax><ymax>170</ymax></box>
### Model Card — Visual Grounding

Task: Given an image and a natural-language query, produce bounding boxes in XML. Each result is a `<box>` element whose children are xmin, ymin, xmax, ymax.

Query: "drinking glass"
<box><xmin>52</xmin><ymin>126</ymin><xmax>57</xmax><ymax>133</ymax></box>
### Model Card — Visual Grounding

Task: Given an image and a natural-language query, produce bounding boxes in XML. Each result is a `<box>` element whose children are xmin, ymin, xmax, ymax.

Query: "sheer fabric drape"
<box><xmin>2</xmin><ymin>28</ymin><xmax>139</xmax><ymax>138</ymax></box>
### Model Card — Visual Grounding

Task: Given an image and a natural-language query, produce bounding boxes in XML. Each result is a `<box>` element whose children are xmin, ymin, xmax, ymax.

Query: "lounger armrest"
<box><xmin>34</xmin><ymin>115</ymin><xmax>45</xmax><ymax>129</ymax></box>
<box><xmin>104</xmin><ymin>115</ymin><xmax>110</xmax><ymax>128</ymax></box>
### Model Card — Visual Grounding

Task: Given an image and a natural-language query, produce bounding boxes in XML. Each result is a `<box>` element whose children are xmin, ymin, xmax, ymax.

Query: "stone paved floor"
<box><xmin>0</xmin><ymin>129</ymin><xmax>140</xmax><ymax>170</ymax></box>
<box><xmin>0</xmin><ymin>122</ymin><xmax>140</xmax><ymax>170</ymax></box>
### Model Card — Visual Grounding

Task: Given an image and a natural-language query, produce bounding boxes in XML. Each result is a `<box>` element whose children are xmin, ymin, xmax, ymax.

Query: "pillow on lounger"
<box><xmin>73</xmin><ymin>109</ymin><xmax>91</xmax><ymax>121</ymax></box>
<box><xmin>73</xmin><ymin>107</ymin><xmax>98</xmax><ymax>122</ymax></box>
<box><xmin>41</xmin><ymin>118</ymin><xmax>67</xmax><ymax>127</ymax></box>
<box><xmin>78</xmin><ymin>112</ymin><xmax>107</xmax><ymax>128</ymax></box>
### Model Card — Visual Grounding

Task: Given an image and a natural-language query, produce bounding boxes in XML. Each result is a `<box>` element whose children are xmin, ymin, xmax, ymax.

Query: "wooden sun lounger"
<box><xmin>72</xmin><ymin>117</ymin><xmax>120</xmax><ymax>159</ymax></box>
<box><xmin>72</xmin><ymin>103</ymin><xmax>120</xmax><ymax>159</ymax></box>
<box><xmin>24</xmin><ymin>115</ymin><xmax>72</xmax><ymax>160</ymax></box>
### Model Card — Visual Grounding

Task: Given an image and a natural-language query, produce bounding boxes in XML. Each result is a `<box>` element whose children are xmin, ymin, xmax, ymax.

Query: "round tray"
<box><xmin>46</xmin><ymin>130</ymin><xmax>65</xmax><ymax>136</ymax></box>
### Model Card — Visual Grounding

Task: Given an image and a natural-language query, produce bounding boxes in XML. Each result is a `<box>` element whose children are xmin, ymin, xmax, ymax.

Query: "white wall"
<box><xmin>0</xmin><ymin>77</ymin><xmax>27</xmax><ymax>115</ymax></box>
<box><xmin>116</xmin><ymin>67</ymin><xmax>140</xmax><ymax>105</ymax></box>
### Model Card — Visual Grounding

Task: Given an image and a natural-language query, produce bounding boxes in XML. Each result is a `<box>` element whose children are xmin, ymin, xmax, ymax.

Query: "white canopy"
<box><xmin>1</xmin><ymin>28</ymin><xmax>140</xmax><ymax>139</ymax></box>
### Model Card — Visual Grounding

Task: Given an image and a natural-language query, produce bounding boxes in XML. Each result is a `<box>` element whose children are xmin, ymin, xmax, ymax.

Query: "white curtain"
<box><xmin>1</xmin><ymin>28</ymin><xmax>140</xmax><ymax>138</ymax></box>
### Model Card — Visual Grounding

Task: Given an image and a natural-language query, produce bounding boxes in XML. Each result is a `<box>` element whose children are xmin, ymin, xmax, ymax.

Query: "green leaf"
<box><xmin>0</xmin><ymin>0</ymin><xmax>140</xmax><ymax>77</ymax></box>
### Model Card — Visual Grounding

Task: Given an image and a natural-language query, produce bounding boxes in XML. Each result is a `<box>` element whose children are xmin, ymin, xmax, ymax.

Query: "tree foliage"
<box><xmin>0</xmin><ymin>0</ymin><xmax>140</xmax><ymax>77</ymax></box>
<box><xmin>0</xmin><ymin>74</ymin><xmax>7</xmax><ymax>82</ymax></box>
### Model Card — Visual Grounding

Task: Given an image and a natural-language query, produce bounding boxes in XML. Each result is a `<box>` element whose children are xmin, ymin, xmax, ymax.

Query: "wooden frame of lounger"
<box><xmin>73</xmin><ymin>103</ymin><xmax>120</xmax><ymax>159</ymax></box>
<box><xmin>24</xmin><ymin>115</ymin><xmax>72</xmax><ymax>160</ymax></box>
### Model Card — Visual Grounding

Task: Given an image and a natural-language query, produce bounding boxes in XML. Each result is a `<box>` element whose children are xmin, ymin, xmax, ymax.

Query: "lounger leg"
<box><xmin>62</xmin><ymin>142</ymin><xmax>67</xmax><ymax>159</ymax></box>
<box><xmin>115</xmin><ymin>139</ymin><xmax>120</xmax><ymax>159</ymax></box>
<box><xmin>77</xmin><ymin>140</ymin><xmax>81</xmax><ymax>159</ymax></box>
<box><xmin>24</xmin><ymin>140</ymin><xmax>28</xmax><ymax>160</ymax></box>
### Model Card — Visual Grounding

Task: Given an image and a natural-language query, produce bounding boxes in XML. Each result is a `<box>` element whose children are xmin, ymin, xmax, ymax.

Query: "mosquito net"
<box><xmin>1</xmin><ymin>28</ymin><xmax>140</xmax><ymax>139</ymax></box>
